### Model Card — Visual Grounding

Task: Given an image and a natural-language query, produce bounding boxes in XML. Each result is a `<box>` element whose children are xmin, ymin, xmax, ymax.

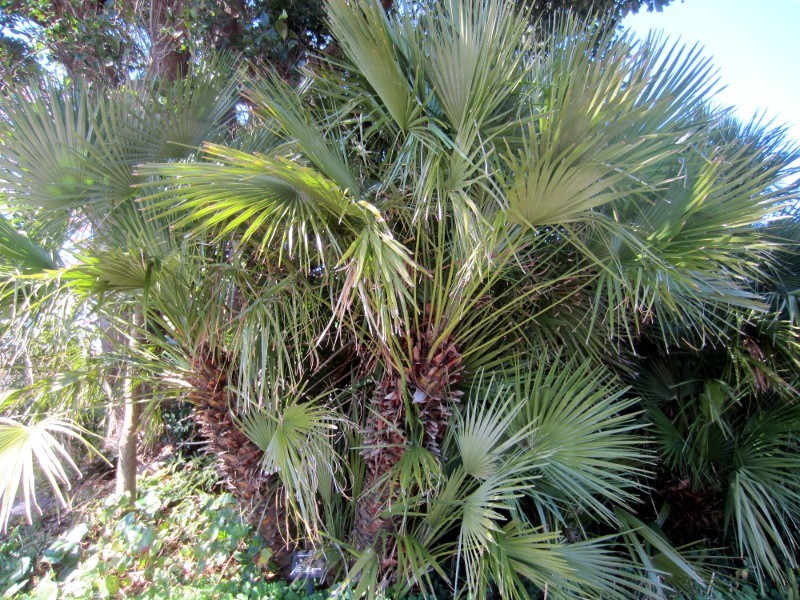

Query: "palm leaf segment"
<box><xmin>0</xmin><ymin>418</ymin><xmax>100</xmax><ymax>531</ymax></box>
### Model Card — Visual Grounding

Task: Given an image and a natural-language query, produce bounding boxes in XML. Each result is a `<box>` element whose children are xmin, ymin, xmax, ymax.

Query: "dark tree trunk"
<box><xmin>189</xmin><ymin>350</ymin><xmax>295</xmax><ymax>573</ymax></box>
<box><xmin>351</xmin><ymin>317</ymin><xmax>464</xmax><ymax>574</ymax></box>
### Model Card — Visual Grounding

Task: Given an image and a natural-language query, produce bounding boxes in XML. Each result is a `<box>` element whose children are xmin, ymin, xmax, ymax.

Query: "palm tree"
<box><xmin>1</xmin><ymin>0</ymin><xmax>799</xmax><ymax>596</ymax></box>
<box><xmin>0</xmin><ymin>58</ymin><xmax>240</xmax><ymax>512</ymax></box>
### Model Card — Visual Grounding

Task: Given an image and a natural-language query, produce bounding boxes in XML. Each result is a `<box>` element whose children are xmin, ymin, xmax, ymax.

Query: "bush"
<box><xmin>0</xmin><ymin>456</ymin><xmax>326</xmax><ymax>599</ymax></box>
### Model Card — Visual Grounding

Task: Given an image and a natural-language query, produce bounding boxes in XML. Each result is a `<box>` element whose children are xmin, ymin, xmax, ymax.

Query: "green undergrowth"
<box><xmin>0</xmin><ymin>454</ymin><xmax>793</xmax><ymax>599</ymax></box>
<box><xmin>0</xmin><ymin>455</ymin><xmax>329</xmax><ymax>599</ymax></box>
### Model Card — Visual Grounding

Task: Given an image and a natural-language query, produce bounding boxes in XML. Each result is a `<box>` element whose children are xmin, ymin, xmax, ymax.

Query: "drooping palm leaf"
<box><xmin>726</xmin><ymin>403</ymin><xmax>800</xmax><ymax>583</ymax></box>
<box><xmin>0</xmin><ymin>216</ymin><xmax>57</xmax><ymax>273</ymax></box>
<box><xmin>245</xmin><ymin>73</ymin><xmax>360</xmax><ymax>195</ymax></box>
<box><xmin>0</xmin><ymin>417</ymin><xmax>102</xmax><ymax>531</ymax></box>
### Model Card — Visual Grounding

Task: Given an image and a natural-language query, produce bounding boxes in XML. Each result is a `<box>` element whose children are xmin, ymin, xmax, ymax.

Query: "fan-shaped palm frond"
<box><xmin>452</xmin><ymin>378</ymin><xmax>531</xmax><ymax>481</ymax></box>
<box><xmin>326</xmin><ymin>0</ymin><xmax>420</xmax><ymax>132</ymax></box>
<box><xmin>0</xmin><ymin>82</ymin><xmax>95</xmax><ymax>214</ymax></box>
<box><xmin>506</xmin><ymin>22</ymin><xmax>717</xmax><ymax>227</ymax></box>
<box><xmin>238</xmin><ymin>395</ymin><xmax>344</xmax><ymax>539</ymax></box>
<box><xmin>506</xmin><ymin>355</ymin><xmax>646</xmax><ymax>525</ymax></box>
<box><xmin>727</xmin><ymin>403</ymin><xmax>800</xmax><ymax>583</ymax></box>
<box><xmin>0</xmin><ymin>417</ymin><xmax>102</xmax><ymax>531</ymax></box>
<box><xmin>245</xmin><ymin>73</ymin><xmax>360</xmax><ymax>195</ymax></box>
<box><xmin>418</xmin><ymin>0</ymin><xmax>528</xmax><ymax>136</ymax></box>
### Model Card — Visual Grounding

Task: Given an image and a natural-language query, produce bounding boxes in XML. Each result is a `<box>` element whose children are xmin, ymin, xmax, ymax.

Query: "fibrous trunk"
<box><xmin>189</xmin><ymin>350</ymin><xmax>294</xmax><ymax>572</ymax></box>
<box><xmin>352</xmin><ymin>318</ymin><xmax>464</xmax><ymax>572</ymax></box>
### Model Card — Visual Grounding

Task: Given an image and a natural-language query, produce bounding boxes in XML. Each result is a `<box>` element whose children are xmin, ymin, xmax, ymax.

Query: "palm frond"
<box><xmin>419</xmin><ymin>0</ymin><xmax>528</xmax><ymax>135</ymax></box>
<box><xmin>506</xmin><ymin>21</ymin><xmax>718</xmax><ymax>227</ymax></box>
<box><xmin>493</xmin><ymin>523</ymin><xmax>639</xmax><ymax>600</ymax></box>
<box><xmin>456</xmin><ymin>460</ymin><xmax>540</xmax><ymax>595</ymax></box>
<box><xmin>245</xmin><ymin>74</ymin><xmax>360</xmax><ymax>194</ymax></box>
<box><xmin>0</xmin><ymin>216</ymin><xmax>57</xmax><ymax>273</ymax></box>
<box><xmin>726</xmin><ymin>403</ymin><xmax>800</xmax><ymax>583</ymax></box>
<box><xmin>237</xmin><ymin>395</ymin><xmax>344</xmax><ymax>538</ymax></box>
<box><xmin>0</xmin><ymin>417</ymin><xmax>101</xmax><ymax>531</ymax></box>
<box><xmin>0</xmin><ymin>82</ymin><xmax>94</xmax><ymax>212</ymax></box>
<box><xmin>509</xmin><ymin>354</ymin><xmax>647</xmax><ymax>524</ymax></box>
<box><xmin>335</xmin><ymin>217</ymin><xmax>416</xmax><ymax>339</ymax></box>
<box><xmin>453</xmin><ymin>377</ymin><xmax>531</xmax><ymax>481</ymax></box>
<box><xmin>579</xmin><ymin>113</ymin><xmax>798</xmax><ymax>348</ymax></box>
<box><xmin>326</xmin><ymin>0</ymin><xmax>420</xmax><ymax>132</ymax></box>
<box><xmin>552</xmin><ymin>536</ymin><xmax>656</xmax><ymax>599</ymax></box>
<box><xmin>59</xmin><ymin>247</ymin><xmax>170</xmax><ymax>296</ymax></box>
<box><xmin>142</xmin><ymin>143</ymin><xmax>357</xmax><ymax>257</ymax></box>
<box><xmin>616</xmin><ymin>509</ymin><xmax>706</xmax><ymax>597</ymax></box>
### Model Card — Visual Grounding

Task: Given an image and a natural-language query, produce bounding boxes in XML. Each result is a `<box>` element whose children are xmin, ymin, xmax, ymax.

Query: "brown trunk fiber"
<box><xmin>189</xmin><ymin>351</ymin><xmax>294</xmax><ymax>572</ymax></box>
<box><xmin>352</xmin><ymin>376</ymin><xmax>406</xmax><ymax>555</ymax></box>
<box><xmin>351</xmin><ymin>316</ymin><xmax>464</xmax><ymax>571</ymax></box>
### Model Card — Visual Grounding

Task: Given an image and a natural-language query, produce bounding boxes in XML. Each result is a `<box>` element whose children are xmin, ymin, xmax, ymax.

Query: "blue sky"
<box><xmin>623</xmin><ymin>0</ymin><xmax>800</xmax><ymax>145</ymax></box>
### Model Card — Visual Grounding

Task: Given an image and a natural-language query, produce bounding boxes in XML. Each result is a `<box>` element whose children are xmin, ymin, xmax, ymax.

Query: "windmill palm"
<box><xmin>1</xmin><ymin>0</ymin><xmax>799</xmax><ymax>597</ymax></box>
<box><xmin>0</xmin><ymin>57</ymin><xmax>241</xmax><ymax>513</ymax></box>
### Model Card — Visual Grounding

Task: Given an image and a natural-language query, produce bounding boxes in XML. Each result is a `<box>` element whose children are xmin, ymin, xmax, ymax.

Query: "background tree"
<box><xmin>0</xmin><ymin>0</ymin><xmax>674</xmax><ymax>85</ymax></box>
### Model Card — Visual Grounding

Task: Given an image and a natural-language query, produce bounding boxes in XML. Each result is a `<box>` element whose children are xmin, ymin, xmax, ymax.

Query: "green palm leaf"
<box><xmin>246</xmin><ymin>74</ymin><xmax>360</xmax><ymax>194</ymax></box>
<box><xmin>727</xmin><ymin>403</ymin><xmax>800</xmax><ymax>582</ymax></box>
<box><xmin>616</xmin><ymin>509</ymin><xmax>706</xmax><ymax>596</ymax></box>
<box><xmin>142</xmin><ymin>143</ymin><xmax>358</xmax><ymax>256</ymax></box>
<box><xmin>507</xmin><ymin>22</ymin><xmax>717</xmax><ymax>226</ymax></box>
<box><xmin>0</xmin><ymin>216</ymin><xmax>57</xmax><ymax>273</ymax></box>
<box><xmin>419</xmin><ymin>0</ymin><xmax>528</xmax><ymax>135</ymax></box>
<box><xmin>0</xmin><ymin>82</ymin><xmax>94</xmax><ymax>212</ymax></box>
<box><xmin>510</xmin><ymin>355</ymin><xmax>646</xmax><ymax>523</ymax></box>
<box><xmin>326</xmin><ymin>0</ymin><xmax>420</xmax><ymax>132</ymax></box>
<box><xmin>238</xmin><ymin>396</ymin><xmax>344</xmax><ymax>537</ymax></box>
<box><xmin>453</xmin><ymin>378</ymin><xmax>532</xmax><ymax>480</ymax></box>
<box><xmin>0</xmin><ymin>417</ymin><xmax>101</xmax><ymax>531</ymax></box>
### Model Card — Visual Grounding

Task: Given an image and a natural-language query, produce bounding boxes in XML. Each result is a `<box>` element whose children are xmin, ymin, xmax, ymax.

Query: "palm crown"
<box><xmin>1</xmin><ymin>0</ymin><xmax>799</xmax><ymax>597</ymax></box>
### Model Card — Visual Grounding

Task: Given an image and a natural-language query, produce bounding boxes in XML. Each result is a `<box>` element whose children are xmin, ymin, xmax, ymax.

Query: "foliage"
<box><xmin>0</xmin><ymin>457</ymin><xmax>794</xmax><ymax>599</ymax></box>
<box><xmin>0</xmin><ymin>0</ymin><xmax>799</xmax><ymax>597</ymax></box>
<box><xmin>0</xmin><ymin>456</ymin><xmax>322</xmax><ymax>599</ymax></box>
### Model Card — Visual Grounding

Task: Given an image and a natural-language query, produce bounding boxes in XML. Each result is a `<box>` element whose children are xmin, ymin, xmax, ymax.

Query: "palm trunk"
<box><xmin>352</xmin><ymin>321</ymin><xmax>464</xmax><ymax>567</ymax></box>
<box><xmin>189</xmin><ymin>350</ymin><xmax>294</xmax><ymax>572</ymax></box>
<box><xmin>352</xmin><ymin>376</ymin><xmax>406</xmax><ymax>553</ymax></box>
<box><xmin>115</xmin><ymin>307</ymin><xmax>143</xmax><ymax>502</ymax></box>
